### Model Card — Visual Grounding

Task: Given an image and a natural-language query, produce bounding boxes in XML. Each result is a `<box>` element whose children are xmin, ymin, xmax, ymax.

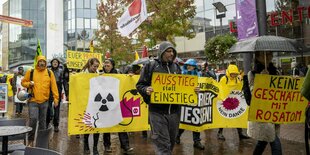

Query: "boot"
<box><xmin>83</xmin><ymin>143</ymin><xmax>90</xmax><ymax>154</ymax></box>
<box><xmin>93</xmin><ymin>146</ymin><xmax>99</xmax><ymax>155</ymax></box>
<box><xmin>176</xmin><ymin>135</ymin><xmax>181</xmax><ymax>144</ymax></box>
<box><xmin>238</xmin><ymin>128</ymin><xmax>250</xmax><ymax>139</ymax></box>
<box><xmin>217</xmin><ymin>132</ymin><xmax>225</xmax><ymax>141</ymax></box>
<box><xmin>193</xmin><ymin>141</ymin><xmax>205</xmax><ymax>150</ymax></box>
<box><xmin>123</xmin><ymin>146</ymin><xmax>134</xmax><ymax>153</ymax></box>
<box><xmin>105</xmin><ymin>145</ymin><xmax>112</xmax><ymax>153</ymax></box>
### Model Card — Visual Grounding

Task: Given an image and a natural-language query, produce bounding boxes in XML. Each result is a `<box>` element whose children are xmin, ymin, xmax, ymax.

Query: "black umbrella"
<box><xmin>228</xmin><ymin>35</ymin><xmax>299</xmax><ymax>54</ymax></box>
<box><xmin>131</xmin><ymin>57</ymin><xmax>150</xmax><ymax>65</ymax></box>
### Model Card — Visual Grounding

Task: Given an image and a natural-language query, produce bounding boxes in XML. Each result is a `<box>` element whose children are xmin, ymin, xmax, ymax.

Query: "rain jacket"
<box><xmin>136</xmin><ymin>41</ymin><xmax>181</xmax><ymax>114</ymax></box>
<box><xmin>218</xmin><ymin>64</ymin><xmax>242</xmax><ymax>100</ymax></box>
<box><xmin>22</xmin><ymin>56</ymin><xmax>59</xmax><ymax>104</ymax></box>
<box><xmin>182</xmin><ymin>59</ymin><xmax>201</xmax><ymax>76</ymax></box>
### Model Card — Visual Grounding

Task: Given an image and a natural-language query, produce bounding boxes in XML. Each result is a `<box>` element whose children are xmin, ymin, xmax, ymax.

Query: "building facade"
<box><xmin>64</xmin><ymin>0</ymin><xmax>99</xmax><ymax>52</ymax></box>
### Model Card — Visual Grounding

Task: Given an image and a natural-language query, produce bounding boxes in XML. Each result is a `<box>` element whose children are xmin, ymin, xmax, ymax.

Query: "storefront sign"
<box><xmin>270</xmin><ymin>6</ymin><xmax>310</xmax><ymax>26</ymax></box>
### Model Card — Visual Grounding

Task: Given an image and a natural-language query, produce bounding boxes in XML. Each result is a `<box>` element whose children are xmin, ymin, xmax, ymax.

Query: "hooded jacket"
<box><xmin>22</xmin><ymin>56</ymin><xmax>59</xmax><ymax>104</ymax></box>
<box><xmin>136</xmin><ymin>41</ymin><xmax>181</xmax><ymax>114</ymax></box>
<box><xmin>182</xmin><ymin>59</ymin><xmax>201</xmax><ymax>76</ymax></box>
<box><xmin>50</xmin><ymin>58</ymin><xmax>64</xmax><ymax>85</ymax></box>
<box><xmin>219</xmin><ymin>64</ymin><xmax>241</xmax><ymax>86</ymax></box>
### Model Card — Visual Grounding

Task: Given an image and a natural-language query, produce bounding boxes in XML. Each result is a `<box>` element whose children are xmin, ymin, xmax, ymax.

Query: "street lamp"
<box><xmin>212</xmin><ymin>2</ymin><xmax>227</xmax><ymax>34</ymax></box>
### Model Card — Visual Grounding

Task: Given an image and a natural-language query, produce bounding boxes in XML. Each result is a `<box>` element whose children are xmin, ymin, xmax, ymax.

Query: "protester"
<box><xmin>21</xmin><ymin>55</ymin><xmax>59</xmax><ymax>144</ymax></box>
<box><xmin>246</xmin><ymin>52</ymin><xmax>282</xmax><ymax>155</ymax></box>
<box><xmin>217</xmin><ymin>64</ymin><xmax>250</xmax><ymax>141</ymax></box>
<box><xmin>63</xmin><ymin>63</ymin><xmax>69</xmax><ymax>102</ymax></box>
<box><xmin>176</xmin><ymin>58</ymin><xmax>205</xmax><ymax>150</ymax></box>
<box><xmin>11</xmin><ymin>66</ymin><xmax>25</xmax><ymax>115</ymax></box>
<box><xmin>81</xmin><ymin>58</ymin><xmax>100</xmax><ymax>155</ymax></box>
<box><xmin>137</xmin><ymin>41</ymin><xmax>188</xmax><ymax>154</ymax></box>
<box><xmin>100</xmin><ymin>58</ymin><xmax>134</xmax><ymax>153</ymax></box>
<box><xmin>201</xmin><ymin>62</ymin><xmax>216</xmax><ymax>79</ymax></box>
<box><xmin>290</xmin><ymin>62</ymin><xmax>300</xmax><ymax>76</ymax></box>
<box><xmin>47</xmin><ymin>58</ymin><xmax>64</xmax><ymax>132</ymax></box>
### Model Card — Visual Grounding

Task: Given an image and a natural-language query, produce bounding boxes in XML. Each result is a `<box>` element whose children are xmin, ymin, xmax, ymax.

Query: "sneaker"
<box><xmin>93</xmin><ymin>147</ymin><xmax>99</xmax><ymax>155</ymax></box>
<box><xmin>176</xmin><ymin>136</ymin><xmax>180</xmax><ymax>144</ymax></box>
<box><xmin>54</xmin><ymin>126</ymin><xmax>59</xmax><ymax>132</ymax></box>
<box><xmin>239</xmin><ymin>134</ymin><xmax>250</xmax><ymax>139</ymax></box>
<box><xmin>217</xmin><ymin>133</ymin><xmax>225</xmax><ymax>141</ymax></box>
<box><xmin>193</xmin><ymin>141</ymin><xmax>205</xmax><ymax>150</ymax></box>
<box><xmin>105</xmin><ymin>146</ymin><xmax>112</xmax><ymax>153</ymax></box>
<box><xmin>123</xmin><ymin>146</ymin><xmax>134</xmax><ymax>153</ymax></box>
<box><xmin>83</xmin><ymin>144</ymin><xmax>90</xmax><ymax>154</ymax></box>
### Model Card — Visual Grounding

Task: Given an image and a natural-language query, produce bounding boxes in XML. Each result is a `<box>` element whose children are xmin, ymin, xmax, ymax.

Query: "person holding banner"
<box><xmin>81</xmin><ymin>58</ymin><xmax>100</xmax><ymax>155</ymax></box>
<box><xmin>136</xmin><ymin>41</ymin><xmax>183</xmax><ymax>155</ymax></box>
<box><xmin>217</xmin><ymin>64</ymin><xmax>250</xmax><ymax>141</ymax></box>
<box><xmin>100</xmin><ymin>58</ymin><xmax>134</xmax><ymax>153</ymax></box>
<box><xmin>176</xmin><ymin>58</ymin><xmax>205</xmax><ymax>150</ymax></box>
<box><xmin>246</xmin><ymin>52</ymin><xmax>282</xmax><ymax>155</ymax></box>
<box><xmin>11</xmin><ymin>66</ymin><xmax>26</xmax><ymax>115</ymax></box>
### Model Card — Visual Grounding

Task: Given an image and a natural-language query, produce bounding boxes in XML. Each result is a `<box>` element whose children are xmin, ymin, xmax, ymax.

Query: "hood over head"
<box><xmin>183</xmin><ymin>59</ymin><xmax>198</xmax><ymax>71</ymax></box>
<box><xmin>158</xmin><ymin>41</ymin><xmax>177</xmax><ymax>63</ymax></box>
<box><xmin>36</xmin><ymin>55</ymin><xmax>47</xmax><ymax>70</ymax></box>
<box><xmin>226</xmin><ymin>64</ymin><xmax>239</xmax><ymax>77</ymax></box>
<box><xmin>51</xmin><ymin>58</ymin><xmax>61</xmax><ymax>69</ymax></box>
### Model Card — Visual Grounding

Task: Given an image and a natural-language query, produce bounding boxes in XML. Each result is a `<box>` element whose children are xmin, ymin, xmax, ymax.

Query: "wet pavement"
<box><xmin>4</xmin><ymin>99</ymin><xmax>307</xmax><ymax>155</ymax></box>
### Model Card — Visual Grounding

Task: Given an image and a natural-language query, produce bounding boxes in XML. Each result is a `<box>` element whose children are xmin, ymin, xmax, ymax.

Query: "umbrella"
<box><xmin>228</xmin><ymin>35</ymin><xmax>299</xmax><ymax>54</ymax></box>
<box><xmin>131</xmin><ymin>57</ymin><xmax>150</xmax><ymax>65</ymax></box>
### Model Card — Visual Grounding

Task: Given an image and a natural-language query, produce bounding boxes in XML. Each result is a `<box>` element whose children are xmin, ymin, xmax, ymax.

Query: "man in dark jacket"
<box><xmin>47</xmin><ymin>58</ymin><xmax>64</xmax><ymax>132</ymax></box>
<box><xmin>136</xmin><ymin>41</ymin><xmax>181</xmax><ymax>155</ymax></box>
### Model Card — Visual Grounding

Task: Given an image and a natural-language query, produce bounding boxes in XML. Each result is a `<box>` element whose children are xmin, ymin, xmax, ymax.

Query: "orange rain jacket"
<box><xmin>22</xmin><ymin>56</ymin><xmax>59</xmax><ymax>105</ymax></box>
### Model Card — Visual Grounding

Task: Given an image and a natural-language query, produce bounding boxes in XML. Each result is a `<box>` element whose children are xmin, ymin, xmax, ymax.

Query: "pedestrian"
<box><xmin>290</xmin><ymin>62</ymin><xmax>300</xmax><ymax>76</ymax></box>
<box><xmin>81</xmin><ymin>57</ymin><xmax>100</xmax><ymax>155</ymax></box>
<box><xmin>176</xmin><ymin>58</ymin><xmax>205</xmax><ymax>150</ymax></box>
<box><xmin>137</xmin><ymin>41</ymin><xmax>194</xmax><ymax>154</ymax></box>
<box><xmin>63</xmin><ymin>63</ymin><xmax>69</xmax><ymax>102</ymax></box>
<box><xmin>47</xmin><ymin>58</ymin><xmax>64</xmax><ymax>132</ymax></box>
<box><xmin>217</xmin><ymin>64</ymin><xmax>250</xmax><ymax>141</ymax></box>
<box><xmin>201</xmin><ymin>62</ymin><xmax>216</xmax><ymax>79</ymax></box>
<box><xmin>246</xmin><ymin>52</ymin><xmax>282</xmax><ymax>155</ymax></box>
<box><xmin>21</xmin><ymin>55</ymin><xmax>59</xmax><ymax>144</ymax></box>
<box><xmin>11</xmin><ymin>66</ymin><xmax>26</xmax><ymax>115</ymax></box>
<box><xmin>100</xmin><ymin>58</ymin><xmax>134</xmax><ymax>153</ymax></box>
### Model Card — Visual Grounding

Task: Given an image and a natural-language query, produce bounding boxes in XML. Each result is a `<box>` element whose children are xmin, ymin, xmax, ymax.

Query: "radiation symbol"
<box><xmin>94</xmin><ymin>93</ymin><xmax>114</xmax><ymax>112</ymax></box>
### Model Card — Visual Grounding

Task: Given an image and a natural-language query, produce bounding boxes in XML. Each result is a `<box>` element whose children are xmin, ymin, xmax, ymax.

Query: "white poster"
<box><xmin>14</xmin><ymin>76</ymin><xmax>27</xmax><ymax>104</ymax></box>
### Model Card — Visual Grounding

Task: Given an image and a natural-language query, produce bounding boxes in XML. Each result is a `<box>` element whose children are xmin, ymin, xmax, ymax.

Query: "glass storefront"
<box><xmin>8</xmin><ymin>0</ymin><xmax>46</xmax><ymax>68</ymax></box>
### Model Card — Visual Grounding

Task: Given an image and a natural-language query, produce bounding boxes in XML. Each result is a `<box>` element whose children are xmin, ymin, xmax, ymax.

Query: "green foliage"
<box><xmin>95</xmin><ymin>0</ymin><xmax>135</xmax><ymax>65</ymax></box>
<box><xmin>204</xmin><ymin>34</ymin><xmax>237</xmax><ymax>64</ymax></box>
<box><xmin>137</xmin><ymin>0</ymin><xmax>196</xmax><ymax>45</ymax></box>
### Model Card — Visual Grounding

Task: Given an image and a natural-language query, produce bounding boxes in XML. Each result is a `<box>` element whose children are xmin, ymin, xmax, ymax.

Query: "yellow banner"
<box><xmin>68</xmin><ymin>74</ymin><xmax>149</xmax><ymax>135</ymax></box>
<box><xmin>179</xmin><ymin>77</ymin><xmax>249</xmax><ymax>131</ymax></box>
<box><xmin>0</xmin><ymin>74</ymin><xmax>14</xmax><ymax>97</ymax></box>
<box><xmin>66</xmin><ymin>50</ymin><xmax>103</xmax><ymax>69</ymax></box>
<box><xmin>151</xmin><ymin>73</ymin><xmax>198</xmax><ymax>105</ymax></box>
<box><xmin>248</xmin><ymin>74</ymin><xmax>308</xmax><ymax>124</ymax></box>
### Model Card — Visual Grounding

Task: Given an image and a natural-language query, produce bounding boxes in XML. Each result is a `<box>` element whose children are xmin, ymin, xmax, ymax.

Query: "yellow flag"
<box><xmin>135</xmin><ymin>51</ymin><xmax>140</xmax><ymax>60</ymax></box>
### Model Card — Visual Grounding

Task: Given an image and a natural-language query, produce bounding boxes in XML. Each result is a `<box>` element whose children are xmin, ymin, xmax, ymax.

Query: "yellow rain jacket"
<box><xmin>218</xmin><ymin>64</ymin><xmax>242</xmax><ymax>100</ymax></box>
<box><xmin>22</xmin><ymin>56</ymin><xmax>59</xmax><ymax>105</ymax></box>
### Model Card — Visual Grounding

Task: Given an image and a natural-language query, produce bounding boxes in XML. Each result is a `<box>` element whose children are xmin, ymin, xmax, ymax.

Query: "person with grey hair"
<box><xmin>290</xmin><ymin>62</ymin><xmax>300</xmax><ymax>76</ymax></box>
<box><xmin>137</xmin><ymin>41</ymin><xmax>187</xmax><ymax>154</ymax></box>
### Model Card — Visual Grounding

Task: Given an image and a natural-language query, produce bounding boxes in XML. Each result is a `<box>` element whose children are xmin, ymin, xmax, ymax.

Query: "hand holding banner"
<box><xmin>151</xmin><ymin>73</ymin><xmax>198</xmax><ymax>105</ymax></box>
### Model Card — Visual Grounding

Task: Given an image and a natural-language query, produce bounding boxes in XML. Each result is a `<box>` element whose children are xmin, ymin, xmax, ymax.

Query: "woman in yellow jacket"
<box><xmin>22</xmin><ymin>55</ymin><xmax>59</xmax><ymax>141</ymax></box>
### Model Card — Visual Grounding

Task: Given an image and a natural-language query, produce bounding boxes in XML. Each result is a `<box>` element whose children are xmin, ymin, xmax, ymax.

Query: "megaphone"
<box><xmin>17</xmin><ymin>90</ymin><xmax>32</xmax><ymax>101</ymax></box>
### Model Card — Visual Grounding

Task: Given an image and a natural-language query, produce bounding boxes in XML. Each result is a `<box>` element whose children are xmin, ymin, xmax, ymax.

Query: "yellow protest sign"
<box><xmin>151</xmin><ymin>73</ymin><xmax>198</xmax><ymax>105</ymax></box>
<box><xmin>0</xmin><ymin>74</ymin><xmax>14</xmax><ymax>97</ymax></box>
<box><xmin>66</xmin><ymin>50</ymin><xmax>102</xmax><ymax>69</ymax></box>
<box><xmin>68</xmin><ymin>74</ymin><xmax>149</xmax><ymax>135</ymax></box>
<box><xmin>179</xmin><ymin>77</ymin><xmax>249</xmax><ymax>131</ymax></box>
<box><xmin>248</xmin><ymin>74</ymin><xmax>308</xmax><ymax>124</ymax></box>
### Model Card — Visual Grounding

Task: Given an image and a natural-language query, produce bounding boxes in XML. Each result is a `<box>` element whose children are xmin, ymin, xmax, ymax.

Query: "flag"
<box><xmin>34</xmin><ymin>39</ymin><xmax>43</xmax><ymax>66</ymax></box>
<box><xmin>141</xmin><ymin>45</ymin><xmax>148</xmax><ymax>58</ymax></box>
<box><xmin>135</xmin><ymin>51</ymin><xmax>140</xmax><ymax>60</ymax></box>
<box><xmin>89</xmin><ymin>40</ymin><xmax>94</xmax><ymax>53</ymax></box>
<box><xmin>117</xmin><ymin>0</ymin><xmax>147</xmax><ymax>36</ymax></box>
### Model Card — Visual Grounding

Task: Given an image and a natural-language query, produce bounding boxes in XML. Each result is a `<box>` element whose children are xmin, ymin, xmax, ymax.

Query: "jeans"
<box><xmin>84</xmin><ymin>133</ymin><xmax>99</xmax><ymax>148</ymax></box>
<box><xmin>46</xmin><ymin>87</ymin><xmax>62</xmax><ymax>127</ymax></box>
<box><xmin>178</xmin><ymin>129</ymin><xmax>201</xmax><ymax>142</ymax></box>
<box><xmin>253</xmin><ymin>136</ymin><xmax>282</xmax><ymax>155</ymax></box>
<box><xmin>15</xmin><ymin>103</ymin><xmax>24</xmax><ymax>113</ymax></box>
<box><xmin>28</xmin><ymin>101</ymin><xmax>48</xmax><ymax>140</ymax></box>
<box><xmin>149</xmin><ymin>111</ymin><xmax>180</xmax><ymax>155</ymax></box>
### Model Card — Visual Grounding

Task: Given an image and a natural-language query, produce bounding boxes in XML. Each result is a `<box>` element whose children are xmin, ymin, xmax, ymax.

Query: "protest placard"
<box><xmin>66</xmin><ymin>50</ymin><xmax>102</xmax><ymax>69</ymax></box>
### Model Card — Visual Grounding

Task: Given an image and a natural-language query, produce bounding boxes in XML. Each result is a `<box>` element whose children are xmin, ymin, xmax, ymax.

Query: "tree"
<box><xmin>95</xmin><ymin>0</ymin><xmax>135</xmax><ymax>65</ymax></box>
<box><xmin>137</xmin><ymin>0</ymin><xmax>196</xmax><ymax>45</ymax></box>
<box><xmin>204</xmin><ymin>34</ymin><xmax>237</xmax><ymax>67</ymax></box>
